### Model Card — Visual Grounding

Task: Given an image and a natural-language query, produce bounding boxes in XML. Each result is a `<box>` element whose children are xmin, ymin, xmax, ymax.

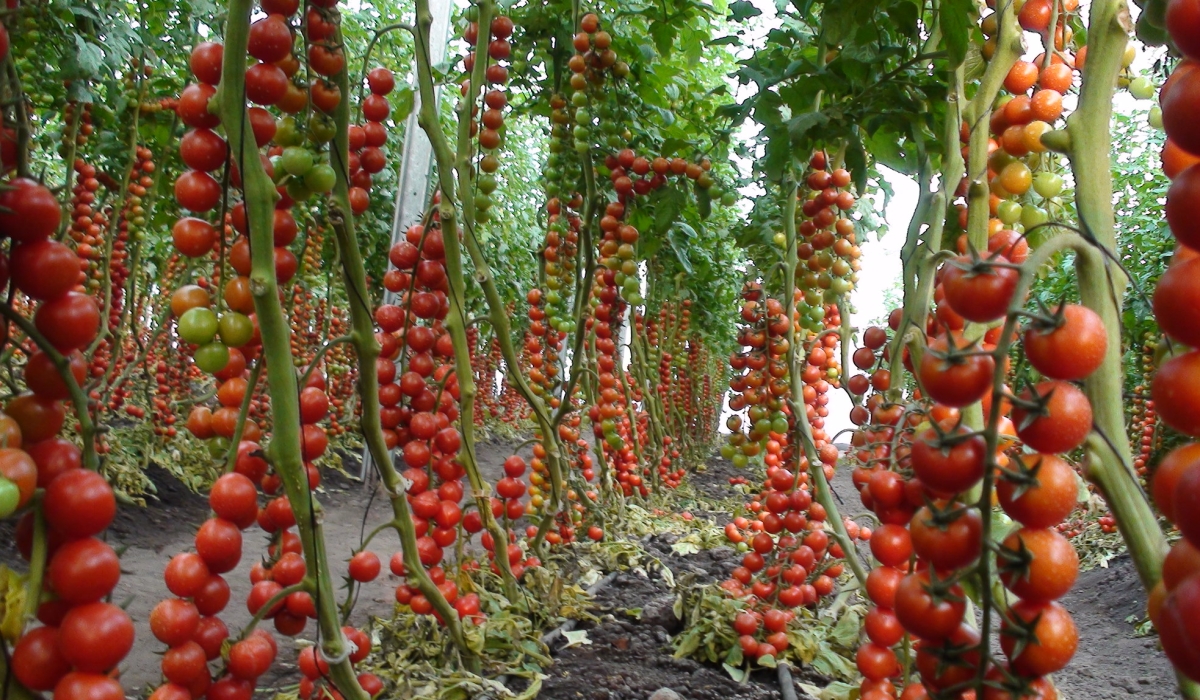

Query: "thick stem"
<box><xmin>213</xmin><ymin>2</ymin><xmax>366</xmax><ymax>697</ymax></box>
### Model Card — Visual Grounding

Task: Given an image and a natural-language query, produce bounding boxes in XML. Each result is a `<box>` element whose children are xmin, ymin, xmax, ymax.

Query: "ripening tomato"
<box><xmin>1011</xmin><ymin>381</ymin><xmax>1093</xmax><ymax>453</ymax></box>
<box><xmin>918</xmin><ymin>335</ymin><xmax>996</xmax><ymax>408</ymax></box>
<box><xmin>997</xmin><ymin>453</ymin><xmax>1079</xmax><ymax>528</ymax></box>
<box><xmin>11</xmin><ymin>626</ymin><xmax>71</xmax><ymax>690</ymax></box>
<box><xmin>58</xmin><ymin>602</ymin><xmax>135</xmax><ymax>672</ymax></box>
<box><xmin>999</xmin><ymin>527</ymin><xmax>1079</xmax><ymax>602</ymax></box>
<box><xmin>43</xmin><ymin>468</ymin><xmax>116</xmax><ymax>538</ymax></box>
<box><xmin>34</xmin><ymin>291</ymin><xmax>100</xmax><ymax>351</ymax></box>
<box><xmin>47</xmin><ymin>537</ymin><xmax>120</xmax><ymax>604</ymax></box>
<box><xmin>1153</xmin><ymin>350</ymin><xmax>1200</xmax><ymax>437</ymax></box>
<box><xmin>0</xmin><ymin>178</ymin><xmax>61</xmax><ymax>242</ymax></box>
<box><xmin>909</xmin><ymin>506</ymin><xmax>982</xmax><ymax>570</ymax></box>
<box><xmin>894</xmin><ymin>571</ymin><xmax>966</xmax><ymax>641</ymax></box>
<box><xmin>1000</xmin><ymin>601</ymin><xmax>1077</xmax><ymax>676</ymax></box>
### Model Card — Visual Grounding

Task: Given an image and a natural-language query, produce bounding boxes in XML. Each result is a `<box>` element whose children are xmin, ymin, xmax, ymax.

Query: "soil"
<box><xmin>1</xmin><ymin>444</ymin><xmax>1180</xmax><ymax>699</ymax></box>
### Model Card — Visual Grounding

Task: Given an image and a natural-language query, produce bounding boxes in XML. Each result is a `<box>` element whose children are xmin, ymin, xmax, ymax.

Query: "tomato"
<box><xmin>0</xmin><ymin>447</ymin><xmax>35</xmax><ymax>508</ymax></box>
<box><xmin>1023</xmin><ymin>304</ymin><xmax>1107</xmax><ymax>380</ymax></box>
<box><xmin>1156</xmin><ymin>256</ymin><xmax>1200</xmax><ymax>349</ymax></box>
<box><xmin>1011</xmin><ymin>381</ymin><xmax>1092</xmax><ymax>454</ymax></box>
<box><xmin>998</xmin><ymin>527</ymin><xmax>1078</xmax><ymax>602</ymax></box>
<box><xmin>349</xmin><ymin>551</ymin><xmax>382</xmax><ymax>582</ymax></box>
<box><xmin>165</xmin><ymin>552</ymin><xmax>212</xmax><ymax>598</ymax></box>
<box><xmin>226</xmin><ymin>635</ymin><xmax>273</xmax><ymax>680</ymax></box>
<box><xmin>1163</xmin><ymin>539</ymin><xmax>1200</xmax><ymax>590</ymax></box>
<box><xmin>190</xmin><ymin>42</ymin><xmax>224</xmax><ymax>83</ymax></box>
<box><xmin>150</xmin><ymin>598</ymin><xmax>201</xmax><ymax>647</ymax></box>
<box><xmin>894</xmin><ymin>571</ymin><xmax>966</xmax><ymax>641</ymax></box>
<box><xmin>5</xmin><ymin>393</ymin><xmax>64</xmax><ymax>443</ymax></box>
<box><xmin>210</xmin><ymin>473</ymin><xmax>260</xmax><ymax>529</ymax></box>
<box><xmin>941</xmin><ymin>255</ymin><xmax>1019</xmax><ymax>322</ymax></box>
<box><xmin>26</xmin><ymin>437</ymin><xmax>81</xmax><ymax>487</ymax></box>
<box><xmin>49</xmin><ymin>672</ymin><xmax>125</xmax><ymax>700</ymax></box>
<box><xmin>909</xmin><ymin>506</ymin><xmax>982</xmax><ymax>570</ymax></box>
<box><xmin>368</xmin><ymin>67</ymin><xmax>395</xmax><ymax>95</ymax></box>
<box><xmin>1000</xmin><ymin>601</ymin><xmax>1077</xmax><ymax>676</ymax></box>
<box><xmin>195</xmin><ymin>518</ymin><xmax>243</xmax><ymax>573</ymax></box>
<box><xmin>193</xmin><ymin>616</ymin><xmax>230</xmax><ymax>661</ymax></box>
<box><xmin>1163</xmin><ymin>64</ymin><xmax>1200</xmax><ymax>156</ymax></box>
<box><xmin>10</xmin><ymin>239</ymin><xmax>79</xmax><ymax>301</ymax></box>
<box><xmin>22</xmin><ymin>349</ymin><xmax>85</xmax><ymax>403</ymax></box>
<box><xmin>206</xmin><ymin>676</ymin><xmax>254</xmax><ymax>700</ymax></box>
<box><xmin>175</xmin><ymin>169</ymin><xmax>222</xmax><ymax>212</ymax></box>
<box><xmin>248</xmin><ymin>14</ymin><xmax>293</xmax><ymax>63</ymax></box>
<box><xmin>866</xmin><ymin>565</ymin><xmax>903</xmax><ymax>608</ymax></box>
<box><xmin>0</xmin><ymin>178</ymin><xmax>61</xmax><ymax>242</ymax></box>
<box><xmin>44</xmin><ymin>469</ymin><xmax>116</xmax><ymax>538</ymax></box>
<box><xmin>910</xmin><ymin>423</ymin><xmax>986</xmax><ymax>495</ymax></box>
<box><xmin>869</xmin><ymin>523</ymin><xmax>913</xmax><ymax>567</ymax></box>
<box><xmin>856</xmin><ymin>642</ymin><xmax>899</xmax><ymax>681</ymax></box>
<box><xmin>1005</xmin><ymin>61</ymin><xmax>1039</xmax><ymax>94</ymax></box>
<box><xmin>864</xmin><ymin>606</ymin><xmax>904</xmax><ymax>647</ymax></box>
<box><xmin>1173</xmin><ymin>462</ymin><xmax>1200</xmax><ymax>545</ymax></box>
<box><xmin>162</xmin><ymin>641</ymin><xmax>208</xmax><ymax>686</ymax></box>
<box><xmin>180</xmin><ymin>128</ymin><xmax>229</xmax><ymax>172</ymax></box>
<box><xmin>914</xmin><ymin>624</ymin><xmax>980</xmax><ymax>690</ymax></box>
<box><xmin>47</xmin><ymin>537</ymin><xmax>120</xmax><ymax>604</ymax></box>
<box><xmin>58</xmin><ymin>602</ymin><xmax>134</xmax><ymax>672</ymax></box>
<box><xmin>178</xmin><ymin>83</ymin><xmax>220</xmax><ymax>128</ymax></box>
<box><xmin>918</xmin><ymin>335</ymin><xmax>995</xmax><ymax>408</ymax></box>
<box><xmin>0</xmin><ymin>412</ymin><xmax>19</xmax><ymax>449</ymax></box>
<box><xmin>308</xmin><ymin>42</ymin><xmax>345</xmax><ymax>76</ymax></box>
<box><xmin>997</xmin><ymin>453</ymin><xmax>1078</xmax><ymax>528</ymax></box>
<box><xmin>34</xmin><ymin>291</ymin><xmax>100</xmax><ymax>351</ymax></box>
<box><xmin>245</xmin><ymin>61</ymin><xmax>288</xmax><ymax>105</ymax></box>
<box><xmin>1152</xmin><ymin>351</ymin><xmax>1200</xmax><ymax>436</ymax></box>
<box><xmin>1158</xmin><ymin>574</ymin><xmax>1200</xmax><ymax>681</ymax></box>
<box><xmin>11</xmin><ymin>626</ymin><xmax>70</xmax><ymax>690</ymax></box>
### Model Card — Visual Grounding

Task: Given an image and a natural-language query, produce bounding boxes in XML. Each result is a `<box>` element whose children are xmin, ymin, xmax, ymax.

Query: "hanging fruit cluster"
<box><xmin>1145</xmin><ymin>1</ymin><xmax>1200</xmax><ymax>680</ymax></box>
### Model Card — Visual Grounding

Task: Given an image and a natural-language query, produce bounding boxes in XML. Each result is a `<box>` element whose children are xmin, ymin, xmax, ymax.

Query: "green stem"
<box><xmin>213</xmin><ymin>2</ymin><xmax>366</xmax><ymax>697</ymax></box>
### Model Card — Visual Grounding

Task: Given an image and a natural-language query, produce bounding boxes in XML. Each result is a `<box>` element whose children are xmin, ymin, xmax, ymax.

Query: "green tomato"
<box><xmin>193</xmin><ymin>341</ymin><xmax>230</xmax><ymax>374</ymax></box>
<box><xmin>1150</xmin><ymin>105</ymin><xmax>1164</xmax><ymax>130</ymax></box>
<box><xmin>178</xmin><ymin>307</ymin><xmax>219</xmax><ymax>345</ymax></box>
<box><xmin>207</xmin><ymin>436</ymin><xmax>231</xmax><ymax>458</ymax></box>
<box><xmin>309</xmin><ymin>116</ymin><xmax>336</xmax><ymax>144</ymax></box>
<box><xmin>626</xmin><ymin>292</ymin><xmax>644</xmax><ymax>306</ymax></box>
<box><xmin>721</xmin><ymin>191</ymin><xmax>737</xmax><ymax>206</ymax></box>
<box><xmin>276</xmin><ymin>117</ymin><xmax>303</xmax><ymax>147</ymax></box>
<box><xmin>219</xmin><ymin>312</ymin><xmax>254</xmax><ymax>347</ymax></box>
<box><xmin>997</xmin><ymin>200</ymin><xmax>1023</xmax><ymax>225</ymax></box>
<box><xmin>287</xmin><ymin>178</ymin><xmax>313</xmax><ymax>202</ymax></box>
<box><xmin>773</xmin><ymin>232</ymin><xmax>787</xmax><ymax>248</ymax></box>
<box><xmin>1033</xmin><ymin>172</ymin><xmax>1064</xmax><ymax>198</ymax></box>
<box><xmin>281</xmin><ymin>146</ymin><xmax>315</xmax><ymax>176</ymax></box>
<box><xmin>1021</xmin><ymin>204</ymin><xmax>1049</xmax><ymax>229</ymax></box>
<box><xmin>1129</xmin><ymin>77</ymin><xmax>1157</xmax><ymax>100</ymax></box>
<box><xmin>304</xmin><ymin>164</ymin><xmax>337</xmax><ymax>193</ymax></box>
<box><xmin>478</xmin><ymin>174</ymin><xmax>497</xmax><ymax>194</ymax></box>
<box><xmin>474</xmin><ymin>193</ymin><xmax>493</xmax><ymax>212</ymax></box>
<box><xmin>771</xmin><ymin>415</ymin><xmax>789</xmax><ymax>434</ymax></box>
<box><xmin>731</xmin><ymin>453</ymin><xmax>748</xmax><ymax>468</ymax></box>
<box><xmin>0</xmin><ymin>477</ymin><xmax>19</xmax><ymax>518</ymax></box>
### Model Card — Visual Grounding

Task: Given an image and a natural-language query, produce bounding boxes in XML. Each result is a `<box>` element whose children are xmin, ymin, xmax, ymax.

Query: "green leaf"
<box><xmin>729</xmin><ymin>0</ymin><xmax>762</xmax><ymax>21</ymax></box>
<box><xmin>651</xmin><ymin>22</ymin><xmax>676</xmax><ymax>58</ymax></box>
<box><xmin>393</xmin><ymin>86</ymin><xmax>415</xmax><ymax>121</ymax></box>
<box><xmin>941</xmin><ymin>0</ymin><xmax>975</xmax><ymax>66</ymax></box>
<box><xmin>787</xmin><ymin>111</ymin><xmax>829</xmax><ymax>145</ymax></box>
<box><xmin>74</xmin><ymin>35</ymin><xmax>104</xmax><ymax>77</ymax></box>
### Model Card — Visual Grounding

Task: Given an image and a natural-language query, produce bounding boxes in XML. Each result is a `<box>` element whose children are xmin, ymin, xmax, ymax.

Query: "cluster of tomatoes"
<box><xmin>376</xmin><ymin>220</ymin><xmax>514</xmax><ymax>615</ymax></box>
<box><xmin>794</xmin><ymin>154</ymin><xmax>860</xmax><ymax>332</ymax></box>
<box><xmin>1143</xmin><ymin>0</ymin><xmax>1200</xmax><ymax>681</ymax></box>
<box><xmin>0</xmin><ymin>157</ymin><xmax>130</xmax><ymax>700</ymax></box>
<box><xmin>968</xmin><ymin>0</ymin><xmax>1100</xmax><ymax>243</ymax></box>
<box><xmin>148</xmin><ymin>366</ymin><xmax>366</xmax><ymax>700</ymax></box>
<box><xmin>345</xmin><ymin>67</ymin><xmax>396</xmax><ymax>215</ymax></box>
<box><xmin>462</xmin><ymin>12</ymin><xmax>513</xmax><ymax>223</ymax></box>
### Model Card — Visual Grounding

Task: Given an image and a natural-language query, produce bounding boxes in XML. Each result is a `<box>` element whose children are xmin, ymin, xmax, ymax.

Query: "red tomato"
<box><xmin>58</xmin><ymin>602</ymin><xmax>135</xmax><ymax>672</ymax></box>
<box><xmin>1011</xmin><ymin>381</ymin><xmax>1093</xmax><ymax>453</ymax></box>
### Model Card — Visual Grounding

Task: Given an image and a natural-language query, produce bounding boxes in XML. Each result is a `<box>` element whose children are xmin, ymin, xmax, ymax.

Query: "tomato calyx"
<box><xmin>920</xmin><ymin>416</ymin><xmax>987</xmax><ymax>453</ymax></box>
<box><xmin>1021</xmin><ymin>296</ymin><xmax>1074</xmax><ymax>336</ymax></box>
<box><xmin>1008</xmin><ymin>381</ymin><xmax>1063</xmax><ymax>431</ymax></box>
<box><xmin>995</xmin><ymin>453</ymin><xmax>1049</xmax><ymax>501</ymax></box>
<box><xmin>999</xmin><ymin>605</ymin><xmax>1045</xmax><ymax>659</ymax></box>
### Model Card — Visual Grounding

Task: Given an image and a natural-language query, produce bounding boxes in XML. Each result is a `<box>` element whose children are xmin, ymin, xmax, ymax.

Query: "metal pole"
<box><xmin>360</xmin><ymin>0</ymin><xmax>455</xmax><ymax>481</ymax></box>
